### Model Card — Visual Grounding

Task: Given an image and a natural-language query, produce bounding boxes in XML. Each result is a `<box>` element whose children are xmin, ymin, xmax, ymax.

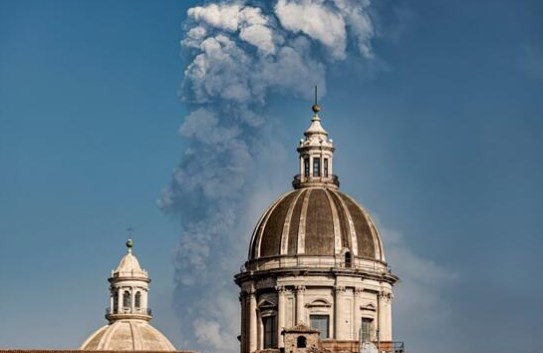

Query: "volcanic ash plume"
<box><xmin>160</xmin><ymin>1</ymin><xmax>377</xmax><ymax>352</ymax></box>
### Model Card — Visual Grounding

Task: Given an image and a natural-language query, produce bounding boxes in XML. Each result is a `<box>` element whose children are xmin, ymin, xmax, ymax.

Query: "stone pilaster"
<box><xmin>295</xmin><ymin>285</ymin><xmax>306</xmax><ymax>324</ymax></box>
<box><xmin>249</xmin><ymin>290</ymin><xmax>257</xmax><ymax>353</ymax></box>
<box><xmin>239</xmin><ymin>292</ymin><xmax>246</xmax><ymax>353</ymax></box>
<box><xmin>334</xmin><ymin>286</ymin><xmax>346</xmax><ymax>339</ymax></box>
<box><xmin>276</xmin><ymin>286</ymin><xmax>287</xmax><ymax>347</ymax></box>
<box><xmin>354</xmin><ymin>288</ymin><xmax>364</xmax><ymax>340</ymax></box>
<box><xmin>379</xmin><ymin>291</ymin><xmax>393</xmax><ymax>341</ymax></box>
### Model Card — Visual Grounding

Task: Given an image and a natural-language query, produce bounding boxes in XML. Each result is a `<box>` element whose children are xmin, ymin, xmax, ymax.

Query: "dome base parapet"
<box><xmin>234</xmin><ymin>264</ymin><xmax>399</xmax><ymax>287</ymax></box>
<box><xmin>105</xmin><ymin>313</ymin><xmax>152</xmax><ymax>322</ymax></box>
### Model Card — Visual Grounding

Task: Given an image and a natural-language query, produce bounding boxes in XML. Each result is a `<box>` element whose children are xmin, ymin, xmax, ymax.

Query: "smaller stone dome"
<box><xmin>115</xmin><ymin>253</ymin><xmax>144</xmax><ymax>275</ymax></box>
<box><xmin>80</xmin><ymin>320</ymin><xmax>176</xmax><ymax>351</ymax></box>
<box><xmin>113</xmin><ymin>241</ymin><xmax>148</xmax><ymax>278</ymax></box>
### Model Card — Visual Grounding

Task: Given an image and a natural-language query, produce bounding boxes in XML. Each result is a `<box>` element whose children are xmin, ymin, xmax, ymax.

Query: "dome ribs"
<box><xmin>338</xmin><ymin>193</ymin><xmax>376</xmax><ymax>258</ymax></box>
<box><xmin>323</xmin><ymin>189</ymin><xmax>343</xmax><ymax>254</ymax></box>
<box><xmin>287</xmin><ymin>190</ymin><xmax>307</xmax><ymax>255</ymax></box>
<box><xmin>280</xmin><ymin>190</ymin><xmax>305</xmax><ymax>255</ymax></box>
<box><xmin>247</xmin><ymin>188</ymin><xmax>384</xmax><ymax>262</ymax></box>
<box><xmin>260</xmin><ymin>192</ymin><xmax>298</xmax><ymax>257</ymax></box>
<box><xmin>305</xmin><ymin>189</ymin><xmax>335</xmax><ymax>255</ymax></box>
<box><xmin>328</xmin><ymin>190</ymin><xmax>353</xmax><ymax>252</ymax></box>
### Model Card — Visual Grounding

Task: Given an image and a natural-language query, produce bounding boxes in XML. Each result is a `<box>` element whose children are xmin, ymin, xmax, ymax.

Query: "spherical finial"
<box><xmin>126</xmin><ymin>238</ymin><xmax>134</xmax><ymax>249</ymax></box>
<box><xmin>312</xmin><ymin>103</ymin><xmax>321</xmax><ymax>113</ymax></box>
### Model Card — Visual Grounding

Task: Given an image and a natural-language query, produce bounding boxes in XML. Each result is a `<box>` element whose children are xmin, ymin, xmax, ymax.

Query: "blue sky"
<box><xmin>0</xmin><ymin>1</ymin><xmax>542</xmax><ymax>353</ymax></box>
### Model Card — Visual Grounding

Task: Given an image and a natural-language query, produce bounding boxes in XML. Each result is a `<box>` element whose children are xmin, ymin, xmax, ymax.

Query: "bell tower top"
<box><xmin>106</xmin><ymin>238</ymin><xmax>152</xmax><ymax>322</ymax></box>
<box><xmin>293</xmin><ymin>87</ymin><xmax>338</xmax><ymax>189</ymax></box>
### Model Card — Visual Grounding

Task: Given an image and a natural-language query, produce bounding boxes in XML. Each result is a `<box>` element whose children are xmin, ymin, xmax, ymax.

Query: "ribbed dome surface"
<box><xmin>248</xmin><ymin>187</ymin><xmax>384</xmax><ymax>261</ymax></box>
<box><xmin>80</xmin><ymin>320</ymin><xmax>176</xmax><ymax>351</ymax></box>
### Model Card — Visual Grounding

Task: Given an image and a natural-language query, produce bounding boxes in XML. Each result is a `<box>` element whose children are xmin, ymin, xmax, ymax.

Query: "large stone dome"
<box><xmin>80</xmin><ymin>320</ymin><xmax>176</xmax><ymax>351</ymax></box>
<box><xmin>248</xmin><ymin>187</ymin><xmax>384</xmax><ymax>262</ymax></box>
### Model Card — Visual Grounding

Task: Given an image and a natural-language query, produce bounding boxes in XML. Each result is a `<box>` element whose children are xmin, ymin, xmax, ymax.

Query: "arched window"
<box><xmin>304</xmin><ymin>158</ymin><xmax>310</xmax><ymax>177</ymax></box>
<box><xmin>297</xmin><ymin>336</ymin><xmax>307</xmax><ymax>348</ymax></box>
<box><xmin>113</xmin><ymin>292</ymin><xmax>119</xmax><ymax>313</ymax></box>
<box><xmin>345</xmin><ymin>251</ymin><xmax>352</xmax><ymax>268</ymax></box>
<box><xmin>135</xmin><ymin>291</ymin><xmax>141</xmax><ymax>309</ymax></box>
<box><xmin>313</xmin><ymin>157</ymin><xmax>321</xmax><ymax>177</ymax></box>
<box><xmin>324</xmin><ymin>158</ymin><xmax>329</xmax><ymax>177</ymax></box>
<box><xmin>123</xmin><ymin>290</ymin><xmax>131</xmax><ymax>308</ymax></box>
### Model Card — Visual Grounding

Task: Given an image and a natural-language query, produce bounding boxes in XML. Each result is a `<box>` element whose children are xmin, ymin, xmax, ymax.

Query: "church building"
<box><xmin>0</xmin><ymin>99</ymin><xmax>405</xmax><ymax>353</ymax></box>
<box><xmin>235</xmin><ymin>100</ymin><xmax>404</xmax><ymax>353</ymax></box>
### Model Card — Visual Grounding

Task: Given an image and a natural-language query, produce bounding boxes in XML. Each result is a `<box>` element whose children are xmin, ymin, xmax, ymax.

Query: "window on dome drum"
<box><xmin>263</xmin><ymin>315</ymin><xmax>277</xmax><ymax>348</ymax></box>
<box><xmin>135</xmin><ymin>291</ymin><xmax>141</xmax><ymax>308</ymax></box>
<box><xmin>313</xmin><ymin>157</ymin><xmax>321</xmax><ymax>177</ymax></box>
<box><xmin>304</xmin><ymin>158</ymin><xmax>310</xmax><ymax>177</ymax></box>
<box><xmin>324</xmin><ymin>158</ymin><xmax>329</xmax><ymax>177</ymax></box>
<box><xmin>310</xmin><ymin>314</ymin><xmax>329</xmax><ymax>339</ymax></box>
<box><xmin>361</xmin><ymin>318</ymin><xmax>373</xmax><ymax>342</ymax></box>
<box><xmin>297</xmin><ymin>336</ymin><xmax>307</xmax><ymax>348</ymax></box>
<box><xmin>123</xmin><ymin>290</ymin><xmax>131</xmax><ymax>309</ymax></box>
<box><xmin>345</xmin><ymin>251</ymin><xmax>352</xmax><ymax>268</ymax></box>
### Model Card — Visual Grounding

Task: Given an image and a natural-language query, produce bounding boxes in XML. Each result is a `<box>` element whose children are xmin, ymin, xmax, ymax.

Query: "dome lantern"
<box><xmin>81</xmin><ymin>236</ymin><xmax>176</xmax><ymax>351</ymax></box>
<box><xmin>294</xmin><ymin>86</ymin><xmax>338</xmax><ymax>189</ymax></box>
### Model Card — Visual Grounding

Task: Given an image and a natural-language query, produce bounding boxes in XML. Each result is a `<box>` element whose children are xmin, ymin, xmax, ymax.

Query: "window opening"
<box><xmin>135</xmin><ymin>291</ymin><xmax>141</xmax><ymax>309</ymax></box>
<box><xmin>310</xmin><ymin>314</ymin><xmax>329</xmax><ymax>339</ymax></box>
<box><xmin>345</xmin><ymin>251</ymin><xmax>352</xmax><ymax>268</ymax></box>
<box><xmin>123</xmin><ymin>290</ymin><xmax>131</xmax><ymax>309</ymax></box>
<box><xmin>263</xmin><ymin>315</ymin><xmax>277</xmax><ymax>348</ymax></box>
<box><xmin>297</xmin><ymin>336</ymin><xmax>307</xmax><ymax>348</ymax></box>
<box><xmin>313</xmin><ymin>158</ymin><xmax>321</xmax><ymax>177</ymax></box>
<box><xmin>361</xmin><ymin>318</ymin><xmax>373</xmax><ymax>342</ymax></box>
<box><xmin>304</xmin><ymin>158</ymin><xmax>310</xmax><ymax>177</ymax></box>
<box><xmin>324</xmin><ymin>158</ymin><xmax>329</xmax><ymax>177</ymax></box>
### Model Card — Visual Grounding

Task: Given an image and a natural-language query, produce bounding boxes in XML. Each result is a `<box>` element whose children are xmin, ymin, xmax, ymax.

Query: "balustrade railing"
<box><xmin>243</xmin><ymin>255</ymin><xmax>392</xmax><ymax>276</ymax></box>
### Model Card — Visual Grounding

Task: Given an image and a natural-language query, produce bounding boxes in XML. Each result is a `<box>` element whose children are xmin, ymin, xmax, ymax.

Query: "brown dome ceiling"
<box><xmin>248</xmin><ymin>187</ymin><xmax>385</xmax><ymax>261</ymax></box>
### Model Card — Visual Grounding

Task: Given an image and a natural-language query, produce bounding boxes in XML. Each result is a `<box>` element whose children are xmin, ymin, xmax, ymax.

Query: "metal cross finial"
<box><xmin>314</xmin><ymin>85</ymin><xmax>318</xmax><ymax>105</ymax></box>
<box><xmin>127</xmin><ymin>225</ymin><xmax>134</xmax><ymax>237</ymax></box>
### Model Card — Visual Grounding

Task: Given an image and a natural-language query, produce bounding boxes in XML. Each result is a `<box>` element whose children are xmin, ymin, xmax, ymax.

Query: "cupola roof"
<box><xmin>112</xmin><ymin>238</ymin><xmax>148</xmax><ymax>278</ymax></box>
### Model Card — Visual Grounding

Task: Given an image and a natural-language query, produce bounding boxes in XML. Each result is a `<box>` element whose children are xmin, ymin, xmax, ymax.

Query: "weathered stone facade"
<box><xmin>235</xmin><ymin>102</ymin><xmax>399</xmax><ymax>353</ymax></box>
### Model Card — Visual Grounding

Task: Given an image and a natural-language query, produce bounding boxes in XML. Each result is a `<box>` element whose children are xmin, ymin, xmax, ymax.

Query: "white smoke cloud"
<box><xmin>275</xmin><ymin>0</ymin><xmax>347</xmax><ymax>59</ymax></box>
<box><xmin>161</xmin><ymin>1</ymin><xmax>382</xmax><ymax>352</ymax></box>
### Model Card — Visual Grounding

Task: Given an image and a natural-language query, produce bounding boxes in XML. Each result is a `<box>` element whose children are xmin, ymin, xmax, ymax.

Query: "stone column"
<box><xmin>239</xmin><ymin>293</ymin><xmax>246</xmax><ymax>353</ymax></box>
<box><xmin>117</xmin><ymin>287</ymin><xmax>122</xmax><ymax>313</ymax></box>
<box><xmin>379</xmin><ymin>292</ymin><xmax>393</xmax><ymax>341</ymax></box>
<box><xmin>249</xmin><ymin>290</ymin><xmax>257</xmax><ymax>353</ymax></box>
<box><xmin>131</xmin><ymin>287</ymin><xmax>136</xmax><ymax>313</ymax></box>
<box><xmin>295</xmin><ymin>285</ymin><xmax>306</xmax><ymax>324</ymax></box>
<box><xmin>276</xmin><ymin>286</ymin><xmax>287</xmax><ymax>347</ymax></box>
<box><xmin>334</xmin><ymin>286</ymin><xmax>346</xmax><ymax>339</ymax></box>
<box><xmin>143</xmin><ymin>289</ymin><xmax>148</xmax><ymax>313</ymax></box>
<box><xmin>354</xmin><ymin>288</ymin><xmax>363</xmax><ymax>340</ymax></box>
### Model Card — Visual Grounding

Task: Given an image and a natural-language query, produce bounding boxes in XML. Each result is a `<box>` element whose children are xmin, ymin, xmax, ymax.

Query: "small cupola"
<box><xmin>293</xmin><ymin>86</ymin><xmax>339</xmax><ymax>189</ymax></box>
<box><xmin>106</xmin><ymin>238</ymin><xmax>152</xmax><ymax>322</ymax></box>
